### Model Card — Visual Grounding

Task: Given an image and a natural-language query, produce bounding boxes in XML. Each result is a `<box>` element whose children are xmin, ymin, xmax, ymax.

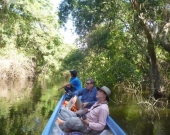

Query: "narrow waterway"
<box><xmin>0</xmin><ymin>79</ymin><xmax>170</xmax><ymax>135</ymax></box>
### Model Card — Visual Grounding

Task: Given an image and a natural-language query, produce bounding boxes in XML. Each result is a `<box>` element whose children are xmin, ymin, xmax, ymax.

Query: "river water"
<box><xmin>0</xmin><ymin>79</ymin><xmax>170</xmax><ymax>135</ymax></box>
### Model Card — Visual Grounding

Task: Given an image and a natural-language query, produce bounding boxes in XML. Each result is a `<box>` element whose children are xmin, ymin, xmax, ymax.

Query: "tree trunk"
<box><xmin>140</xmin><ymin>20</ymin><xmax>162</xmax><ymax>98</ymax></box>
<box><xmin>130</xmin><ymin>0</ymin><xmax>163</xmax><ymax>99</ymax></box>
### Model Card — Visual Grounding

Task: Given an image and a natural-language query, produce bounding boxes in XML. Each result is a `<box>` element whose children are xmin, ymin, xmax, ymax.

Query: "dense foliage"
<box><xmin>59</xmin><ymin>0</ymin><xmax>170</xmax><ymax>99</ymax></box>
<box><xmin>0</xmin><ymin>0</ymin><xmax>76</xmax><ymax>80</ymax></box>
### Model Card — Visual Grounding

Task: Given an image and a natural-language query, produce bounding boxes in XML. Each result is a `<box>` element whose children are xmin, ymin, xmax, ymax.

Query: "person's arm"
<box><xmin>84</xmin><ymin>89</ymin><xmax>98</xmax><ymax>107</ymax></box>
<box><xmin>70</xmin><ymin>79</ymin><xmax>77</xmax><ymax>89</ymax></box>
<box><xmin>58</xmin><ymin>83</ymin><xmax>72</xmax><ymax>91</ymax></box>
<box><xmin>88</xmin><ymin>109</ymin><xmax>108</xmax><ymax>131</ymax></box>
<box><xmin>81</xmin><ymin>102</ymin><xmax>89</xmax><ymax>108</ymax></box>
<box><xmin>72</xmin><ymin>88</ymin><xmax>84</xmax><ymax>96</ymax></box>
<box><xmin>80</xmin><ymin>117</ymin><xmax>89</xmax><ymax>126</ymax></box>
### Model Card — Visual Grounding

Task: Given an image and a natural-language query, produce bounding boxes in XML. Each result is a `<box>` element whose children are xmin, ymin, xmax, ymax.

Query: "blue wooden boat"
<box><xmin>42</xmin><ymin>94</ymin><xmax>126</xmax><ymax>135</ymax></box>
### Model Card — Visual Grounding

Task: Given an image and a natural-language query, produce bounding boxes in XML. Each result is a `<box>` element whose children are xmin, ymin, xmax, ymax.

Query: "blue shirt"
<box><xmin>70</xmin><ymin>77</ymin><xmax>82</xmax><ymax>91</ymax></box>
<box><xmin>73</xmin><ymin>87</ymin><xmax>98</xmax><ymax>108</ymax></box>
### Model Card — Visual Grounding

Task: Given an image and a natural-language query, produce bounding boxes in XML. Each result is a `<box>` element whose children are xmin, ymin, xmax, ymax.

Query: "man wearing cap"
<box><xmin>57</xmin><ymin>86</ymin><xmax>111</xmax><ymax>134</ymax></box>
<box><xmin>58</xmin><ymin>70</ymin><xmax>82</xmax><ymax>99</ymax></box>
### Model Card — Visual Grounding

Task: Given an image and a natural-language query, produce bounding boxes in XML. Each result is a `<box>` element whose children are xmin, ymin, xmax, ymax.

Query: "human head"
<box><xmin>85</xmin><ymin>78</ymin><xmax>95</xmax><ymax>90</ymax></box>
<box><xmin>97</xmin><ymin>86</ymin><xmax>111</xmax><ymax>101</ymax></box>
<box><xmin>70</xmin><ymin>70</ymin><xmax>77</xmax><ymax>77</ymax></box>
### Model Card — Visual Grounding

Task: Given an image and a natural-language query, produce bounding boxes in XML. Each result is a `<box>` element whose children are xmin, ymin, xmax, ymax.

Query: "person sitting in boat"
<box><xmin>66</xmin><ymin>78</ymin><xmax>98</xmax><ymax>110</ymax></box>
<box><xmin>58</xmin><ymin>70</ymin><xmax>82</xmax><ymax>99</ymax></box>
<box><xmin>57</xmin><ymin>86</ymin><xmax>111</xmax><ymax>134</ymax></box>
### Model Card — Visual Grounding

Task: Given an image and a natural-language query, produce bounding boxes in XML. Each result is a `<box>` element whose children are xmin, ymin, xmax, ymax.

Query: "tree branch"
<box><xmin>159</xmin><ymin>22</ymin><xmax>170</xmax><ymax>53</ymax></box>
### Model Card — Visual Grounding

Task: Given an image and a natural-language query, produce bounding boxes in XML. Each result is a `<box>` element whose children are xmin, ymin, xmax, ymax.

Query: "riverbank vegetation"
<box><xmin>0</xmin><ymin>0</ymin><xmax>76</xmax><ymax>80</ymax></box>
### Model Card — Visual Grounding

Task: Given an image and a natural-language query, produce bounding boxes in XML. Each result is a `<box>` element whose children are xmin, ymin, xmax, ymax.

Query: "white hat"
<box><xmin>100</xmin><ymin>86</ymin><xmax>111</xmax><ymax>96</ymax></box>
<box><xmin>97</xmin><ymin>86</ymin><xmax>111</xmax><ymax>101</ymax></box>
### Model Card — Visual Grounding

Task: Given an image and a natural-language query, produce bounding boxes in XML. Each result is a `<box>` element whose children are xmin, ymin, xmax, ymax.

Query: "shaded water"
<box><xmin>0</xmin><ymin>79</ymin><xmax>64</xmax><ymax>135</ymax></box>
<box><xmin>110</xmin><ymin>105</ymin><xmax>170</xmax><ymax>135</ymax></box>
<box><xmin>0</xmin><ymin>79</ymin><xmax>170</xmax><ymax>135</ymax></box>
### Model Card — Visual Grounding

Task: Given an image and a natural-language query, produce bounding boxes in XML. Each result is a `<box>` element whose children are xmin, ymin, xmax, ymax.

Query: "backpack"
<box><xmin>67</xmin><ymin>132</ymin><xmax>84</xmax><ymax>135</ymax></box>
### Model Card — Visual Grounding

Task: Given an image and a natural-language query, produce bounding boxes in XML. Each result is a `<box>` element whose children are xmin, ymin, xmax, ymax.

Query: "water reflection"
<box><xmin>21</xmin><ymin>117</ymin><xmax>40</xmax><ymax>134</ymax></box>
<box><xmin>0</xmin><ymin>79</ymin><xmax>33</xmax><ymax>100</ymax></box>
<box><xmin>0</xmin><ymin>79</ymin><xmax>63</xmax><ymax>135</ymax></box>
<box><xmin>0</xmin><ymin>79</ymin><xmax>170</xmax><ymax>135</ymax></box>
<box><xmin>110</xmin><ymin>103</ymin><xmax>170</xmax><ymax>135</ymax></box>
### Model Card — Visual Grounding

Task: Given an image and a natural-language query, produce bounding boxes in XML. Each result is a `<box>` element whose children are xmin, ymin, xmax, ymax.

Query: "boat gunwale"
<box><xmin>42</xmin><ymin>94</ymin><xmax>66</xmax><ymax>135</ymax></box>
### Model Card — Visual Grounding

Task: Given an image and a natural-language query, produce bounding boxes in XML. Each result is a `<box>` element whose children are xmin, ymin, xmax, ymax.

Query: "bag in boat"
<box><xmin>63</xmin><ymin>100</ymin><xmax>78</xmax><ymax>112</ymax></box>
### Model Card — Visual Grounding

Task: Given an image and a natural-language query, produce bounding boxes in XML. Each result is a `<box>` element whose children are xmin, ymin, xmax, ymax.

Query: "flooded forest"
<box><xmin>0</xmin><ymin>0</ymin><xmax>170</xmax><ymax>135</ymax></box>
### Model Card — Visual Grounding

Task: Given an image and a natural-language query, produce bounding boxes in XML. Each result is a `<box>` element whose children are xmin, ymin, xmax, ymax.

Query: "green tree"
<box><xmin>59</xmin><ymin>0</ymin><xmax>170</xmax><ymax>98</ymax></box>
<box><xmin>0</xmin><ymin>0</ymin><xmax>65</xmax><ymax>78</ymax></box>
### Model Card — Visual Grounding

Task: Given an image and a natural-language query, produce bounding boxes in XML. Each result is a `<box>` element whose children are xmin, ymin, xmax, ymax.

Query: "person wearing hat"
<box><xmin>58</xmin><ymin>70</ymin><xmax>82</xmax><ymax>99</ymax></box>
<box><xmin>57</xmin><ymin>86</ymin><xmax>111</xmax><ymax>134</ymax></box>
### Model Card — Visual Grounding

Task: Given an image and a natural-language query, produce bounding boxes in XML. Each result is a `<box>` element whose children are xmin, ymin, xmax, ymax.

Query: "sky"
<box><xmin>51</xmin><ymin>0</ymin><xmax>78</xmax><ymax>44</ymax></box>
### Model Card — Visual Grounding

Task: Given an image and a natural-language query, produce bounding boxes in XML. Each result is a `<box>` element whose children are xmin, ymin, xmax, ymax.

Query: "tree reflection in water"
<box><xmin>0</xmin><ymin>79</ymin><xmax>170</xmax><ymax>135</ymax></box>
<box><xmin>0</xmin><ymin>79</ymin><xmax>62</xmax><ymax>135</ymax></box>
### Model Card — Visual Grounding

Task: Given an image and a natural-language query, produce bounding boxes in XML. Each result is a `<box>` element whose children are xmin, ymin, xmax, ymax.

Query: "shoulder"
<box><xmin>101</xmin><ymin>103</ymin><xmax>108</xmax><ymax>108</ymax></box>
<box><xmin>70</xmin><ymin>77</ymin><xmax>78</xmax><ymax>83</ymax></box>
<box><xmin>77</xmin><ymin>88</ymin><xmax>86</xmax><ymax>92</ymax></box>
<box><xmin>100</xmin><ymin>103</ymin><xmax>109</xmax><ymax>110</ymax></box>
<box><xmin>72</xmin><ymin>77</ymin><xmax>81</xmax><ymax>82</ymax></box>
<box><xmin>91</xmin><ymin>87</ymin><xmax>97</xmax><ymax>94</ymax></box>
<box><xmin>81</xmin><ymin>88</ymin><xmax>88</xmax><ymax>92</ymax></box>
<box><xmin>92</xmin><ymin>87</ymin><xmax>97</xmax><ymax>91</ymax></box>
<box><xmin>76</xmin><ymin>77</ymin><xmax>81</xmax><ymax>81</ymax></box>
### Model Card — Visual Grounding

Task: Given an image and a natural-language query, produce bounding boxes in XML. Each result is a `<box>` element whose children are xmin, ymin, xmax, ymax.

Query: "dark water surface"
<box><xmin>0</xmin><ymin>79</ymin><xmax>170</xmax><ymax>135</ymax></box>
